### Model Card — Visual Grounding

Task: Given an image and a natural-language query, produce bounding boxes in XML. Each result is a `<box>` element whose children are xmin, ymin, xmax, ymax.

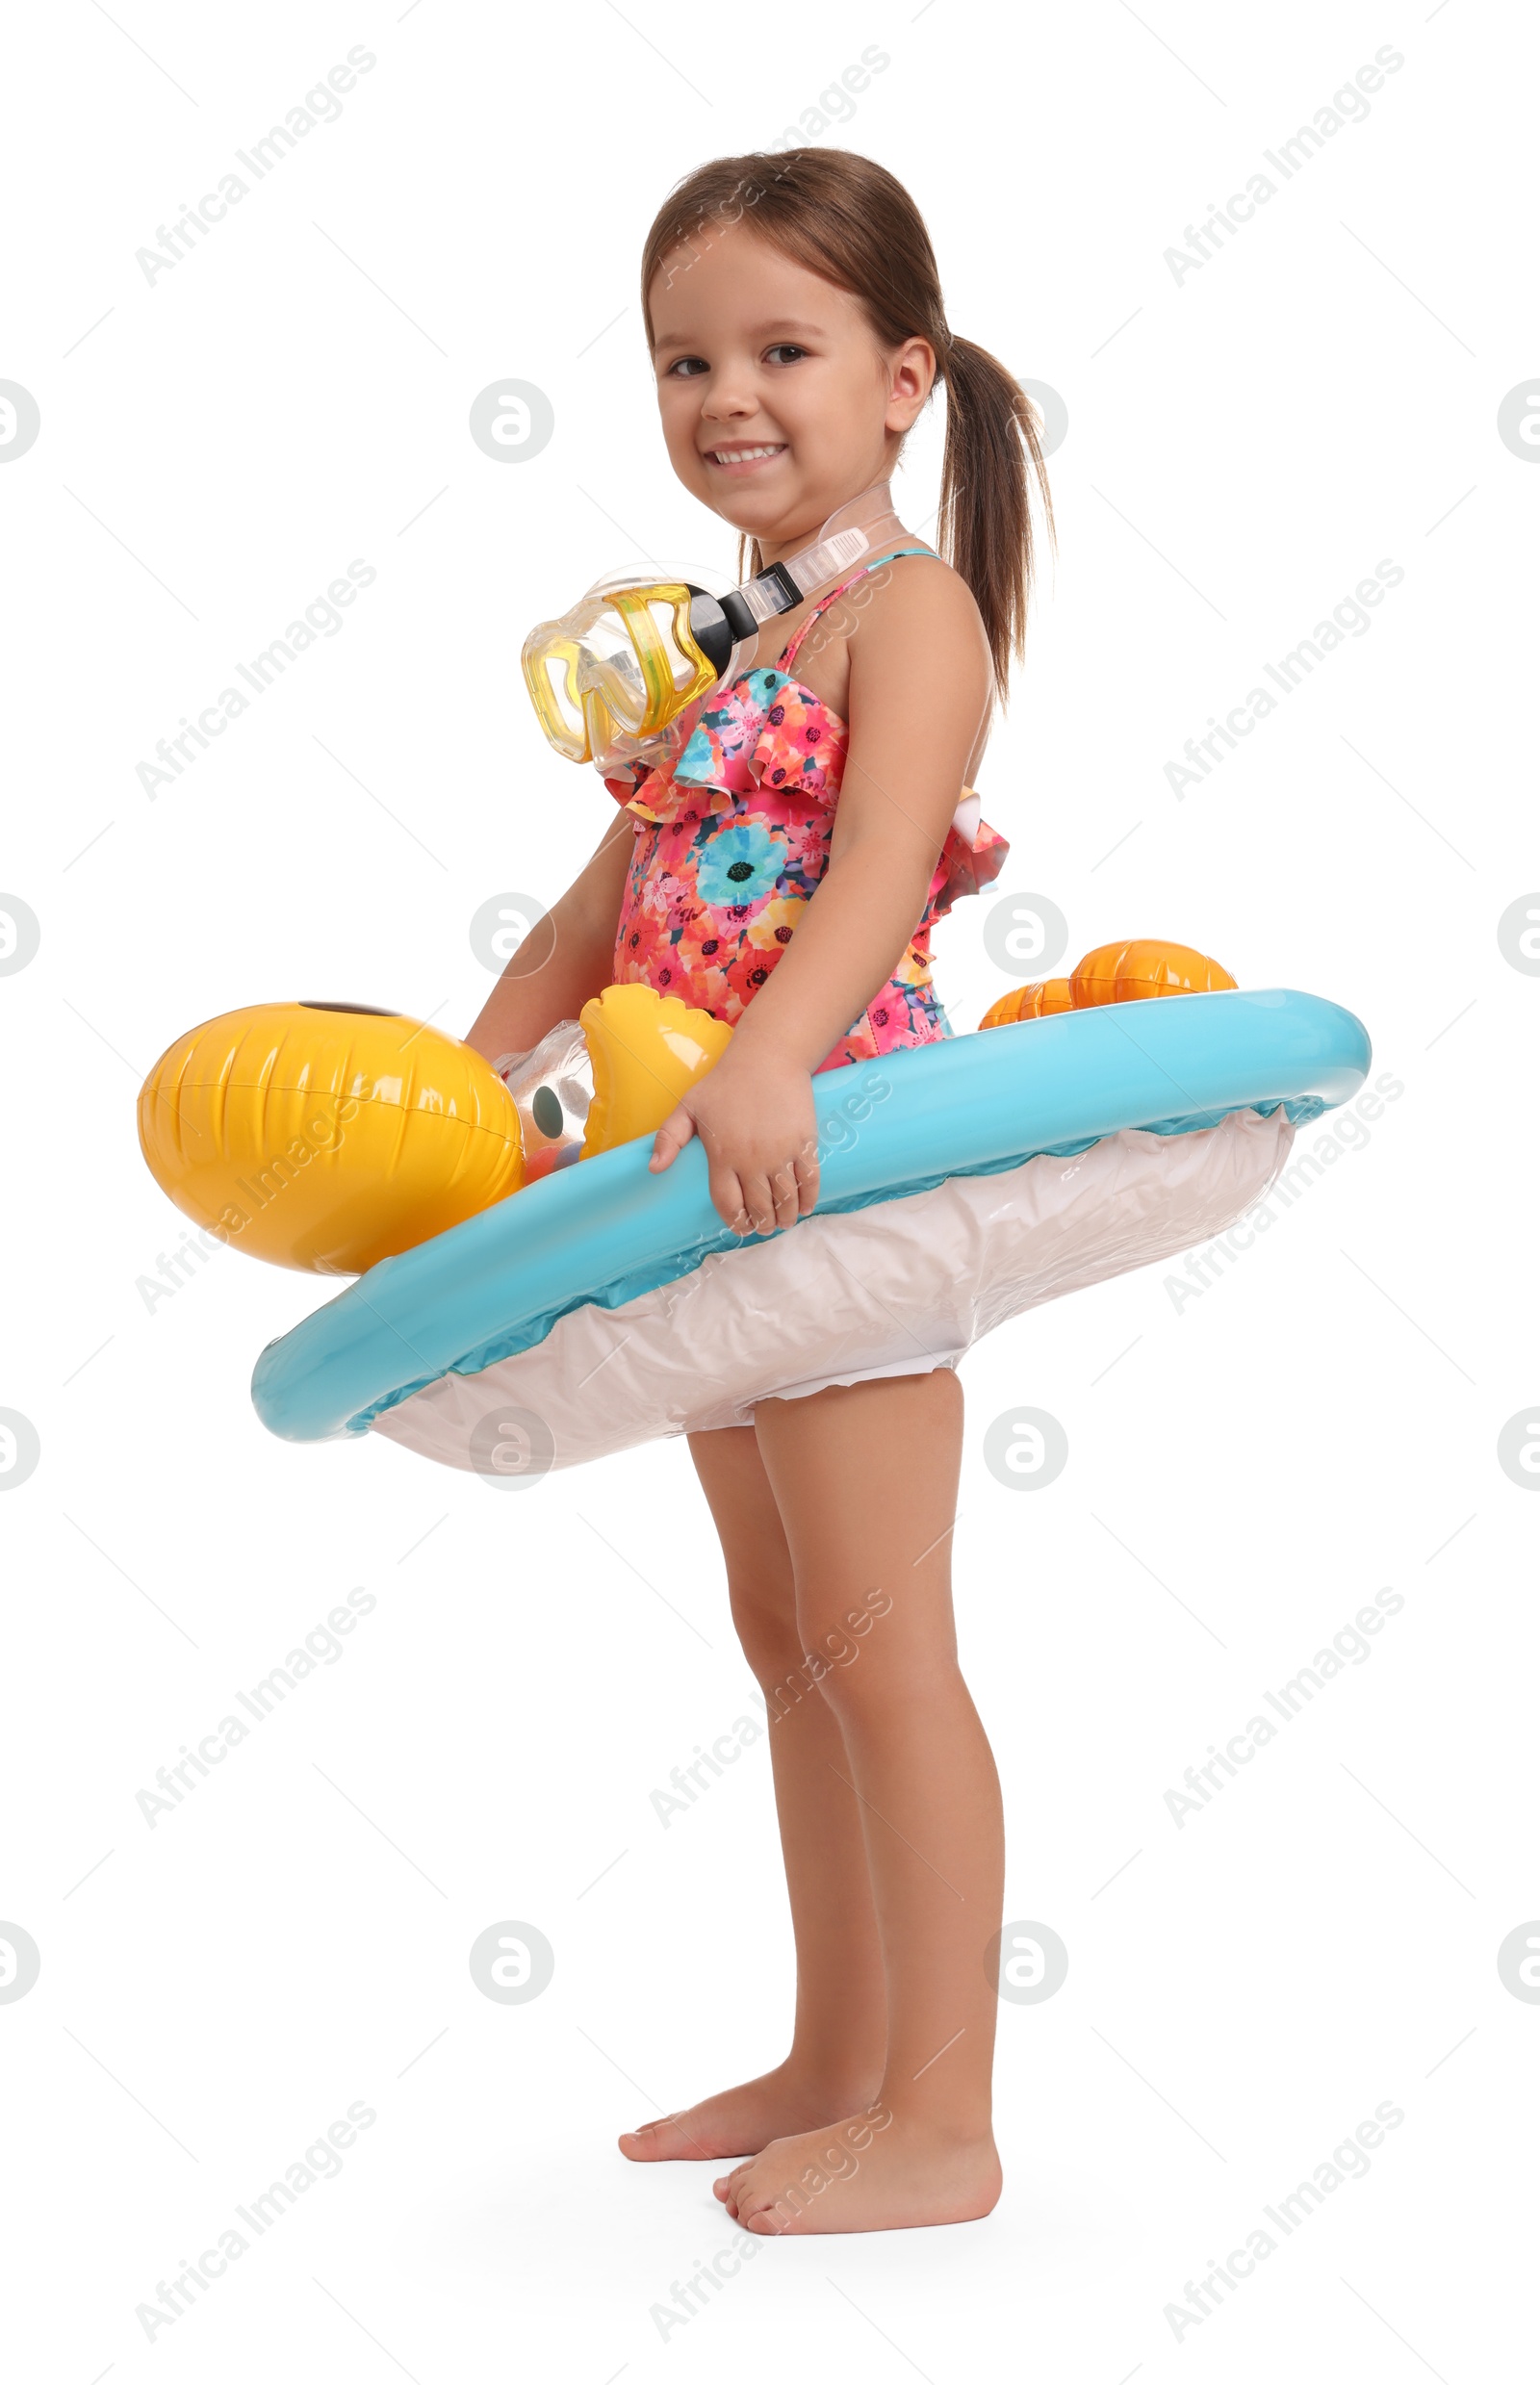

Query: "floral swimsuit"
<box><xmin>606</xmin><ymin>549</ymin><xmax>1008</xmax><ymax>1072</ymax></box>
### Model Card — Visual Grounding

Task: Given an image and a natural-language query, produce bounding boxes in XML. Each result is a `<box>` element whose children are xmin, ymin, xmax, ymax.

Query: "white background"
<box><xmin>2</xmin><ymin>0</ymin><xmax>1535</xmax><ymax>2376</ymax></box>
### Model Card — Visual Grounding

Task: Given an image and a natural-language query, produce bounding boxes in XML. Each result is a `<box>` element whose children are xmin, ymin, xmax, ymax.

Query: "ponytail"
<box><xmin>640</xmin><ymin>149</ymin><xmax>1056</xmax><ymax>695</ymax></box>
<box><xmin>938</xmin><ymin>336</ymin><xmax>1054</xmax><ymax>692</ymax></box>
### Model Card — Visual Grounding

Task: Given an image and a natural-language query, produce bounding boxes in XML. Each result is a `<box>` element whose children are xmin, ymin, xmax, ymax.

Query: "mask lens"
<box><xmin>524</xmin><ymin>576</ymin><xmax>728</xmax><ymax>766</ymax></box>
<box><xmin>581</xmin><ymin>611</ymin><xmax>651</xmax><ymax>734</ymax></box>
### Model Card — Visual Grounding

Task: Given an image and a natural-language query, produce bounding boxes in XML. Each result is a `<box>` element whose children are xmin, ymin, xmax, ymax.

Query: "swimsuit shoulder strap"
<box><xmin>778</xmin><ymin>545</ymin><xmax>936</xmax><ymax>672</ymax></box>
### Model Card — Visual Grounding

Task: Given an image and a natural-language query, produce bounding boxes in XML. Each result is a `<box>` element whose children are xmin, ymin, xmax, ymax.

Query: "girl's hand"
<box><xmin>650</xmin><ymin>1051</ymin><xmax>819</xmax><ymax>1235</ymax></box>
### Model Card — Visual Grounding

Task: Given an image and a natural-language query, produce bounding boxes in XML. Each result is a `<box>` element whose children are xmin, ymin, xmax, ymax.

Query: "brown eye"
<box><xmin>765</xmin><ymin>344</ymin><xmax>807</xmax><ymax>366</ymax></box>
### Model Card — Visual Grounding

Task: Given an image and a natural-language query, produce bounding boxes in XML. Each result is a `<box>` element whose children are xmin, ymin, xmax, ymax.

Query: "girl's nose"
<box><xmin>702</xmin><ymin>377</ymin><xmax>759</xmax><ymax>422</ymax></box>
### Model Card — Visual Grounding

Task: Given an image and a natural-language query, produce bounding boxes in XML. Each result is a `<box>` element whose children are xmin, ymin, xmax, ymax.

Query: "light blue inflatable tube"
<box><xmin>251</xmin><ymin>988</ymin><xmax>1370</xmax><ymax>1445</ymax></box>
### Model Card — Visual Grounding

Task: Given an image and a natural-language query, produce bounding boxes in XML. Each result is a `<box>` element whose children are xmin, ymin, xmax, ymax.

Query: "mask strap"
<box><xmin>716</xmin><ymin>524</ymin><xmax>873</xmax><ymax>641</ymax></box>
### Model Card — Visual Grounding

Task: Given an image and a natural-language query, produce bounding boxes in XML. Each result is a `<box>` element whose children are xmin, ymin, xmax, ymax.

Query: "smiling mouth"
<box><xmin>703</xmin><ymin>443</ymin><xmax>787</xmax><ymax>468</ymax></box>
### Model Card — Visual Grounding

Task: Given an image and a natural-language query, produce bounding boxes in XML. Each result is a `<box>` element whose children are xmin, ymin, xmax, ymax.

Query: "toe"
<box><xmin>619</xmin><ymin>2114</ymin><xmax>683</xmax><ymax>2162</ymax></box>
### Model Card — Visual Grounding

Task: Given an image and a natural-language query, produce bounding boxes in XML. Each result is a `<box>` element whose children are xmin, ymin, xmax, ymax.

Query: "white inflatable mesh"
<box><xmin>370</xmin><ymin>1106</ymin><xmax>1291</xmax><ymax>1474</ymax></box>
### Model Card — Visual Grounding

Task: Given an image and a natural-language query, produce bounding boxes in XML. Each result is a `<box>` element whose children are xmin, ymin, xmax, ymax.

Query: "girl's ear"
<box><xmin>885</xmin><ymin>337</ymin><xmax>937</xmax><ymax>436</ymax></box>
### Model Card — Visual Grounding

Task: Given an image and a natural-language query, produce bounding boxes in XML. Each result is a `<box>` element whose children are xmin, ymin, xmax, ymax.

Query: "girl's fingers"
<box><xmin>719</xmin><ymin>1155</ymin><xmax>811</xmax><ymax>1236</ymax></box>
<box><xmin>770</xmin><ymin>1159</ymin><xmax>801</xmax><ymax>1233</ymax></box>
<box><xmin>707</xmin><ymin>1163</ymin><xmax>752</xmax><ymax>1236</ymax></box>
<box><xmin>649</xmin><ymin>1105</ymin><xmax>697</xmax><ymax>1171</ymax></box>
<box><xmin>735</xmin><ymin>1172</ymin><xmax>779</xmax><ymax>1238</ymax></box>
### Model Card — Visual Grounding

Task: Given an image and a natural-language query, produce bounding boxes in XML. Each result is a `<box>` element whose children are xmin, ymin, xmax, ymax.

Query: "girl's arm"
<box><xmin>464</xmin><ymin>812</ymin><xmax>632</xmax><ymax>1064</ymax></box>
<box><xmin>651</xmin><ymin>559</ymin><xmax>993</xmax><ymax>1233</ymax></box>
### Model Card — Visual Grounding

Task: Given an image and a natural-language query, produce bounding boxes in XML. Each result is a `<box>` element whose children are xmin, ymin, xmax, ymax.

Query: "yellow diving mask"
<box><xmin>521</xmin><ymin>480</ymin><xmax>908</xmax><ymax>777</ymax></box>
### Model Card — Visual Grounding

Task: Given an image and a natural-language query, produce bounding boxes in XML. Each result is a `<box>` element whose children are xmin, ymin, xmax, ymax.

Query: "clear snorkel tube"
<box><xmin>521</xmin><ymin>479</ymin><xmax>911</xmax><ymax>779</ymax></box>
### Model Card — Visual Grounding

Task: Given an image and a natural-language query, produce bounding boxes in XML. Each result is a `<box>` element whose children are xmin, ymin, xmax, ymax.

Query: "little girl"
<box><xmin>469</xmin><ymin>148</ymin><xmax>1052</xmax><ymax>2235</ymax></box>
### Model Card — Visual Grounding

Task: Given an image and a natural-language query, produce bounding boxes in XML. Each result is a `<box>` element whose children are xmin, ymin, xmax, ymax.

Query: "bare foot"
<box><xmin>618</xmin><ymin>2062</ymin><xmax>881</xmax><ymax>2164</ymax></box>
<box><xmin>714</xmin><ymin>2109</ymin><xmax>1002</xmax><ymax>2234</ymax></box>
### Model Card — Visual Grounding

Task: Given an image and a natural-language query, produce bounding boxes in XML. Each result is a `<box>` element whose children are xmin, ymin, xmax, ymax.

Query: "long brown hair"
<box><xmin>639</xmin><ymin>149</ymin><xmax>1055</xmax><ymax>692</ymax></box>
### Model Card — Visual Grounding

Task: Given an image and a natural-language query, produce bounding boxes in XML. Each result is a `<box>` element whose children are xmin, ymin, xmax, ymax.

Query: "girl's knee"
<box><xmin>794</xmin><ymin>1584</ymin><xmax>954</xmax><ymax>1720</ymax></box>
<box><xmin>806</xmin><ymin>1642</ymin><xmax>881</xmax><ymax>1720</ymax></box>
<box><xmin>732</xmin><ymin>1579</ymin><xmax>875</xmax><ymax>1721</ymax></box>
<box><xmin>728</xmin><ymin>1574</ymin><xmax>802</xmax><ymax>1686</ymax></box>
<box><xmin>793</xmin><ymin>1586</ymin><xmax>896</xmax><ymax>1681</ymax></box>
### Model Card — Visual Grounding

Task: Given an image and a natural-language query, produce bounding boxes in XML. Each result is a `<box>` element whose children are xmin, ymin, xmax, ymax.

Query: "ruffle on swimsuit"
<box><xmin>603</xmin><ymin>550</ymin><xmax>1009</xmax><ymax>1072</ymax></box>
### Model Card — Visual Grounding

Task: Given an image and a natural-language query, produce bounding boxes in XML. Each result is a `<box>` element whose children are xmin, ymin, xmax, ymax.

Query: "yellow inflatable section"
<box><xmin>138</xmin><ymin>1002</ymin><xmax>524</xmax><ymax>1274</ymax></box>
<box><xmin>579</xmin><ymin>983</ymin><xmax>733</xmax><ymax>1156</ymax></box>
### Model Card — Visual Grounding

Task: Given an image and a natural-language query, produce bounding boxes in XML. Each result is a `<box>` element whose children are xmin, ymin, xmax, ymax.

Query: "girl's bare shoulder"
<box><xmin>850</xmin><ymin>545</ymin><xmax>989</xmax><ymax>676</ymax></box>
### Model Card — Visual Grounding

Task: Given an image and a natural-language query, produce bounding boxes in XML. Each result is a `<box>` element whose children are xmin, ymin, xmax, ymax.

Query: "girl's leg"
<box><xmin>619</xmin><ymin>1422</ymin><xmax>887</xmax><ymax>2163</ymax></box>
<box><xmin>715</xmin><ymin>1369</ymin><xmax>1005</xmax><ymax>2234</ymax></box>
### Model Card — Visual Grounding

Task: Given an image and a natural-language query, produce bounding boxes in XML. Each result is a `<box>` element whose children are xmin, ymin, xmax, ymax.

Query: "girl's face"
<box><xmin>649</xmin><ymin>227</ymin><xmax>934</xmax><ymax>559</ymax></box>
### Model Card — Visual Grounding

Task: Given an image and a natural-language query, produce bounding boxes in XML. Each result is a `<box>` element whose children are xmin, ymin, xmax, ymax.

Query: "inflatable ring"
<box><xmin>250</xmin><ymin>988</ymin><xmax>1370</xmax><ymax>1475</ymax></box>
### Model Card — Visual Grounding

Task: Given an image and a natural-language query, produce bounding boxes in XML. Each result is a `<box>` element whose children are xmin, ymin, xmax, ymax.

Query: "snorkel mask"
<box><xmin>522</xmin><ymin>480</ymin><xmax>908</xmax><ymax>778</ymax></box>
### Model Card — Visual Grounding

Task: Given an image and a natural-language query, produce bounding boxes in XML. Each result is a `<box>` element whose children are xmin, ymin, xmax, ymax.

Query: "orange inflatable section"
<box><xmin>980</xmin><ymin>939</ymin><xmax>1236</xmax><ymax>1031</ymax></box>
<box><xmin>978</xmin><ymin>977</ymin><xmax>1073</xmax><ymax>1029</ymax></box>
